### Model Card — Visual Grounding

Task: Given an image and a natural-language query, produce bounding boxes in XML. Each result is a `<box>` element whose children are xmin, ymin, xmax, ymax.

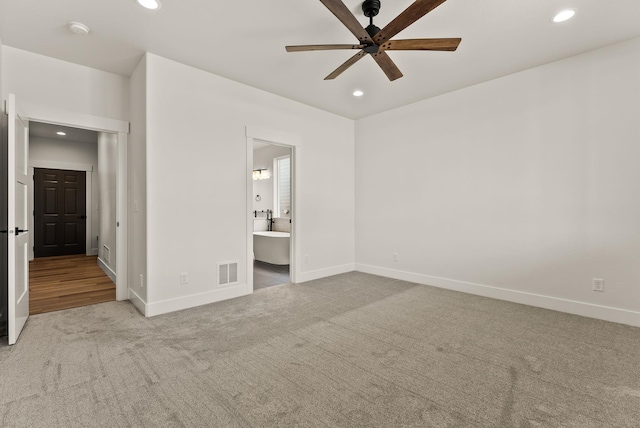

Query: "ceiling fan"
<box><xmin>285</xmin><ymin>0</ymin><xmax>461</xmax><ymax>81</ymax></box>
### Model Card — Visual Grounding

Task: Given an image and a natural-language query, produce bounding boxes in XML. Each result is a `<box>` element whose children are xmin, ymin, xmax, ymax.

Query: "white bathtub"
<box><xmin>253</xmin><ymin>231</ymin><xmax>290</xmax><ymax>265</ymax></box>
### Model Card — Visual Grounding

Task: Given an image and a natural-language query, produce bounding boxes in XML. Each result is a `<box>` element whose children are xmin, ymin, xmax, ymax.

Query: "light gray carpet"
<box><xmin>1</xmin><ymin>272</ymin><xmax>639</xmax><ymax>427</ymax></box>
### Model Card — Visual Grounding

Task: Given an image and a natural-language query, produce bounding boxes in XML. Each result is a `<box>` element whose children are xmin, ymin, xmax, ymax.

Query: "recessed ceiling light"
<box><xmin>553</xmin><ymin>9</ymin><xmax>575</xmax><ymax>23</ymax></box>
<box><xmin>353</xmin><ymin>90</ymin><xmax>364</xmax><ymax>97</ymax></box>
<box><xmin>56</xmin><ymin>131</ymin><xmax>66</xmax><ymax>136</ymax></box>
<box><xmin>68</xmin><ymin>21</ymin><xmax>90</xmax><ymax>36</ymax></box>
<box><xmin>136</xmin><ymin>0</ymin><xmax>162</xmax><ymax>10</ymax></box>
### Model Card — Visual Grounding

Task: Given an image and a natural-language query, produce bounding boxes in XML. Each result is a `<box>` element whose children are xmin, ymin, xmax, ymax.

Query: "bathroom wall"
<box><xmin>253</xmin><ymin>144</ymin><xmax>290</xmax><ymax>214</ymax></box>
<box><xmin>272</xmin><ymin>218</ymin><xmax>290</xmax><ymax>233</ymax></box>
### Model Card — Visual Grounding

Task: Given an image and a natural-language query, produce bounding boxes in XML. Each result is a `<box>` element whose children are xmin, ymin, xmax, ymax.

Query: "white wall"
<box><xmin>98</xmin><ymin>132</ymin><xmax>117</xmax><ymax>273</ymax></box>
<box><xmin>0</xmin><ymin>37</ymin><xmax>4</xmax><ymax>105</ymax></box>
<box><xmin>253</xmin><ymin>144</ymin><xmax>290</xmax><ymax>213</ymax></box>
<box><xmin>142</xmin><ymin>53</ymin><xmax>354</xmax><ymax>315</ymax></box>
<box><xmin>1</xmin><ymin>46</ymin><xmax>129</xmax><ymax>122</ymax></box>
<box><xmin>128</xmin><ymin>56</ymin><xmax>147</xmax><ymax>311</ymax></box>
<box><xmin>355</xmin><ymin>37</ymin><xmax>640</xmax><ymax>326</ymax></box>
<box><xmin>29</xmin><ymin>136</ymin><xmax>99</xmax><ymax>256</ymax></box>
<box><xmin>2</xmin><ymin>45</ymin><xmax>130</xmax><ymax>301</ymax></box>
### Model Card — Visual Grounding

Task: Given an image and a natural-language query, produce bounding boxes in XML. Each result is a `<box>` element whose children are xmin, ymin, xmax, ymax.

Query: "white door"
<box><xmin>6</xmin><ymin>94</ymin><xmax>29</xmax><ymax>345</ymax></box>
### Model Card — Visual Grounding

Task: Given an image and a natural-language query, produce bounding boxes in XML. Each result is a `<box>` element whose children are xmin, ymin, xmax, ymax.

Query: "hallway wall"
<box><xmin>29</xmin><ymin>136</ymin><xmax>99</xmax><ymax>257</ymax></box>
<box><xmin>98</xmin><ymin>132</ymin><xmax>118</xmax><ymax>273</ymax></box>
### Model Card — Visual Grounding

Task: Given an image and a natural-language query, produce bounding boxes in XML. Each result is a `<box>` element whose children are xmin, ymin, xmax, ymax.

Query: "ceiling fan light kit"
<box><xmin>286</xmin><ymin>0</ymin><xmax>461</xmax><ymax>81</ymax></box>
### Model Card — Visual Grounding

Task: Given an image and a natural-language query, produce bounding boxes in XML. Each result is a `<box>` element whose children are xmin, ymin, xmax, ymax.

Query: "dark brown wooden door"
<box><xmin>34</xmin><ymin>168</ymin><xmax>87</xmax><ymax>258</ymax></box>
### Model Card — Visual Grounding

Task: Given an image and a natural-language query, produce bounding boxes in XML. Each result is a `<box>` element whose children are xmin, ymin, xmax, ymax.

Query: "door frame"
<box><xmin>245</xmin><ymin>126</ymin><xmax>301</xmax><ymax>292</ymax></box>
<box><xmin>28</xmin><ymin>163</ymin><xmax>94</xmax><ymax>260</ymax></box>
<box><xmin>25</xmin><ymin>111</ymin><xmax>129</xmax><ymax>301</ymax></box>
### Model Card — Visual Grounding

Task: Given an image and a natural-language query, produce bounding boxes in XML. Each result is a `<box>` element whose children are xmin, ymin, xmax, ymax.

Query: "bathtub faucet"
<box><xmin>267</xmin><ymin>209</ymin><xmax>273</xmax><ymax>231</ymax></box>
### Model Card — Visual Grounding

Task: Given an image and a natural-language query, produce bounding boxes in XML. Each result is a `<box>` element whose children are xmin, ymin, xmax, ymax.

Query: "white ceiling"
<box><xmin>2</xmin><ymin>0</ymin><xmax>640</xmax><ymax>119</ymax></box>
<box><xmin>30</xmin><ymin>121</ymin><xmax>98</xmax><ymax>144</ymax></box>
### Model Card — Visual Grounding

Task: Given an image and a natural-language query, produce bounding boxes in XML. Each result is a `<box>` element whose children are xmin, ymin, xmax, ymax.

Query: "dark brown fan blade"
<box><xmin>374</xmin><ymin>0</ymin><xmax>448</xmax><ymax>45</ymax></box>
<box><xmin>319</xmin><ymin>0</ymin><xmax>374</xmax><ymax>44</ymax></box>
<box><xmin>382</xmin><ymin>38</ymin><xmax>461</xmax><ymax>51</ymax></box>
<box><xmin>286</xmin><ymin>44</ymin><xmax>366</xmax><ymax>52</ymax></box>
<box><xmin>324</xmin><ymin>51</ymin><xmax>366</xmax><ymax>80</ymax></box>
<box><xmin>371</xmin><ymin>51</ymin><xmax>403</xmax><ymax>81</ymax></box>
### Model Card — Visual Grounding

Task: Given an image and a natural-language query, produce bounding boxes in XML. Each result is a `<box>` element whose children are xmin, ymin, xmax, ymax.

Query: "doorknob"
<box><xmin>15</xmin><ymin>227</ymin><xmax>28</xmax><ymax>235</ymax></box>
<box><xmin>78</xmin><ymin>215</ymin><xmax>87</xmax><ymax>219</ymax></box>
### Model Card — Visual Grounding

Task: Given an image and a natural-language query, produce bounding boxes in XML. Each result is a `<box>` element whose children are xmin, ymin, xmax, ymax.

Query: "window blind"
<box><xmin>276</xmin><ymin>156</ymin><xmax>290</xmax><ymax>217</ymax></box>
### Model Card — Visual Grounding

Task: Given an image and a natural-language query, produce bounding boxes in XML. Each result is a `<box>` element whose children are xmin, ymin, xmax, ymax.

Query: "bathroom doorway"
<box><xmin>252</xmin><ymin>141</ymin><xmax>293</xmax><ymax>290</ymax></box>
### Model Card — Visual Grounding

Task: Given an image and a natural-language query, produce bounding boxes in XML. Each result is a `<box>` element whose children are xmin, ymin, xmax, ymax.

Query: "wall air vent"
<box><xmin>218</xmin><ymin>261</ymin><xmax>239</xmax><ymax>287</ymax></box>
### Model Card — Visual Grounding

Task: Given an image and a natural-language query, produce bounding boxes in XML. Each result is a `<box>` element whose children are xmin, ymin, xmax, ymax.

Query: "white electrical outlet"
<box><xmin>139</xmin><ymin>274</ymin><xmax>144</xmax><ymax>288</ymax></box>
<box><xmin>180</xmin><ymin>272</ymin><xmax>189</xmax><ymax>285</ymax></box>
<box><xmin>593</xmin><ymin>278</ymin><xmax>604</xmax><ymax>292</ymax></box>
<box><xmin>304</xmin><ymin>254</ymin><xmax>309</xmax><ymax>263</ymax></box>
<box><xmin>393</xmin><ymin>252</ymin><xmax>399</xmax><ymax>262</ymax></box>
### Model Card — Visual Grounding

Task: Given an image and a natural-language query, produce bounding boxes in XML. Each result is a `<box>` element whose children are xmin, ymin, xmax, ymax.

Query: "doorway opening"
<box><xmin>28</xmin><ymin>122</ymin><xmax>117</xmax><ymax>314</ymax></box>
<box><xmin>252</xmin><ymin>141</ymin><xmax>293</xmax><ymax>290</ymax></box>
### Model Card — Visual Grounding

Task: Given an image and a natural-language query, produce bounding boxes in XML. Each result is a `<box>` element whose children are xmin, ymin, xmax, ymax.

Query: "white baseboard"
<box><xmin>145</xmin><ymin>283</ymin><xmax>251</xmax><ymax>317</ymax></box>
<box><xmin>128</xmin><ymin>288</ymin><xmax>148</xmax><ymax>317</ymax></box>
<box><xmin>355</xmin><ymin>264</ymin><xmax>640</xmax><ymax>328</ymax></box>
<box><xmin>97</xmin><ymin>257</ymin><xmax>116</xmax><ymax>283</ymax></box>
<box><xmin>88</xmin><ymin>248</ymin><xmax>99</xmax><ymax>256</ymax></box>
<box><xmin>297</xmin><ymin>263</ymin><xmax>355</xmax><ymax>283</ymax></box>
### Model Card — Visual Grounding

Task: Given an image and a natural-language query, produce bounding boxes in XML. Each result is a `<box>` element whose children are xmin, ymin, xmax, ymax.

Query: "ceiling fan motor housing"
<box><xmin>365</xmin><ymin>25</ymin><xmax>381</xmax><ymax>40</ymax></box>
<box><xmin>362</xmin><ymin>0</ymin><xmax>381</xmax><ymax>18</ymax></box>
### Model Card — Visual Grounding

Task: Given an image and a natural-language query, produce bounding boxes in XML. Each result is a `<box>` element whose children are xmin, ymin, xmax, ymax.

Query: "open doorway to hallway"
<box><xmin>252</xmin><ymin>141</ymin><xmax>293</xmax><ymax>290</ymax></box>
<box><xmin>28</xmin><ymin>122</ymin><xmax>117</xmax><ymax>314</ymax></box>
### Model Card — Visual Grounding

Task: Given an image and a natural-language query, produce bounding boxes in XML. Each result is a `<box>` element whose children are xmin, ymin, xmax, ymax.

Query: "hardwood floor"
<box><xmin>29</xmin><ymin>255</ymin><xmax>115</xmax><ymax>315</ymax></box>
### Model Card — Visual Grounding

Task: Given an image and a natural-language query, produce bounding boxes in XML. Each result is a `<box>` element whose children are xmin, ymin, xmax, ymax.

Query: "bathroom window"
<box><xmin>274</xmin><ymin>155</ymin><xmax>291</xmax><ymax>218</ymax></box>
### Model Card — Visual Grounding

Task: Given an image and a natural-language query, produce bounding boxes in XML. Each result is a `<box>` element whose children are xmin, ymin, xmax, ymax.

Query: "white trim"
<box><xmin>128</xmin><ymin>288</ymin><xmax>147</xmax><ymax>317</ymax></box>
<box><xmin>290</xmin><ymin>146</ymin><xmax>298</xmax><ymax>283</ymax></box>
<box><xmin>246</xmin><ymin>126</ymin><xmax>302</xmax><ymax>147</ymax></box>
<box><xmin>145</xmin><ymin>284</ymin><xmax>251</xmax><ymax>317</ymax></box>
<box><xmin>27</xmin><ymin>164</ymin><xmax>93</xmax><ymax>261</ymax></box>
<box><xmin>246</xmin><ymin>137</ymin><xmax>254</xmax><ymax>292</ymax></box>
<box><xmin>97</xmin><ymin>257</ymin><xmax>117</xmax><ymax>283</ymax></box>
<box><xmin>27</xmin><ymin>111</ymin><xmax>129</xmax><ymax>134</ymax></box>
<box><xmin>297</xmin><ymin>263</ymin><xmax>356</xmax><ymax>283</ymax></box>
<box><xmin>30</xmin><ymin>160</ymin><xmax>92</xmax><ymax>172</ymax></box>
<box><xmin>115</xmin><ymin>132</ymin><xmax>128</xmax><ymax>301</ymax></box>
<box><xmin>355</xmin><ymin>264</ymin><xmax>640</xmax><ymax>328</ymax></box>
